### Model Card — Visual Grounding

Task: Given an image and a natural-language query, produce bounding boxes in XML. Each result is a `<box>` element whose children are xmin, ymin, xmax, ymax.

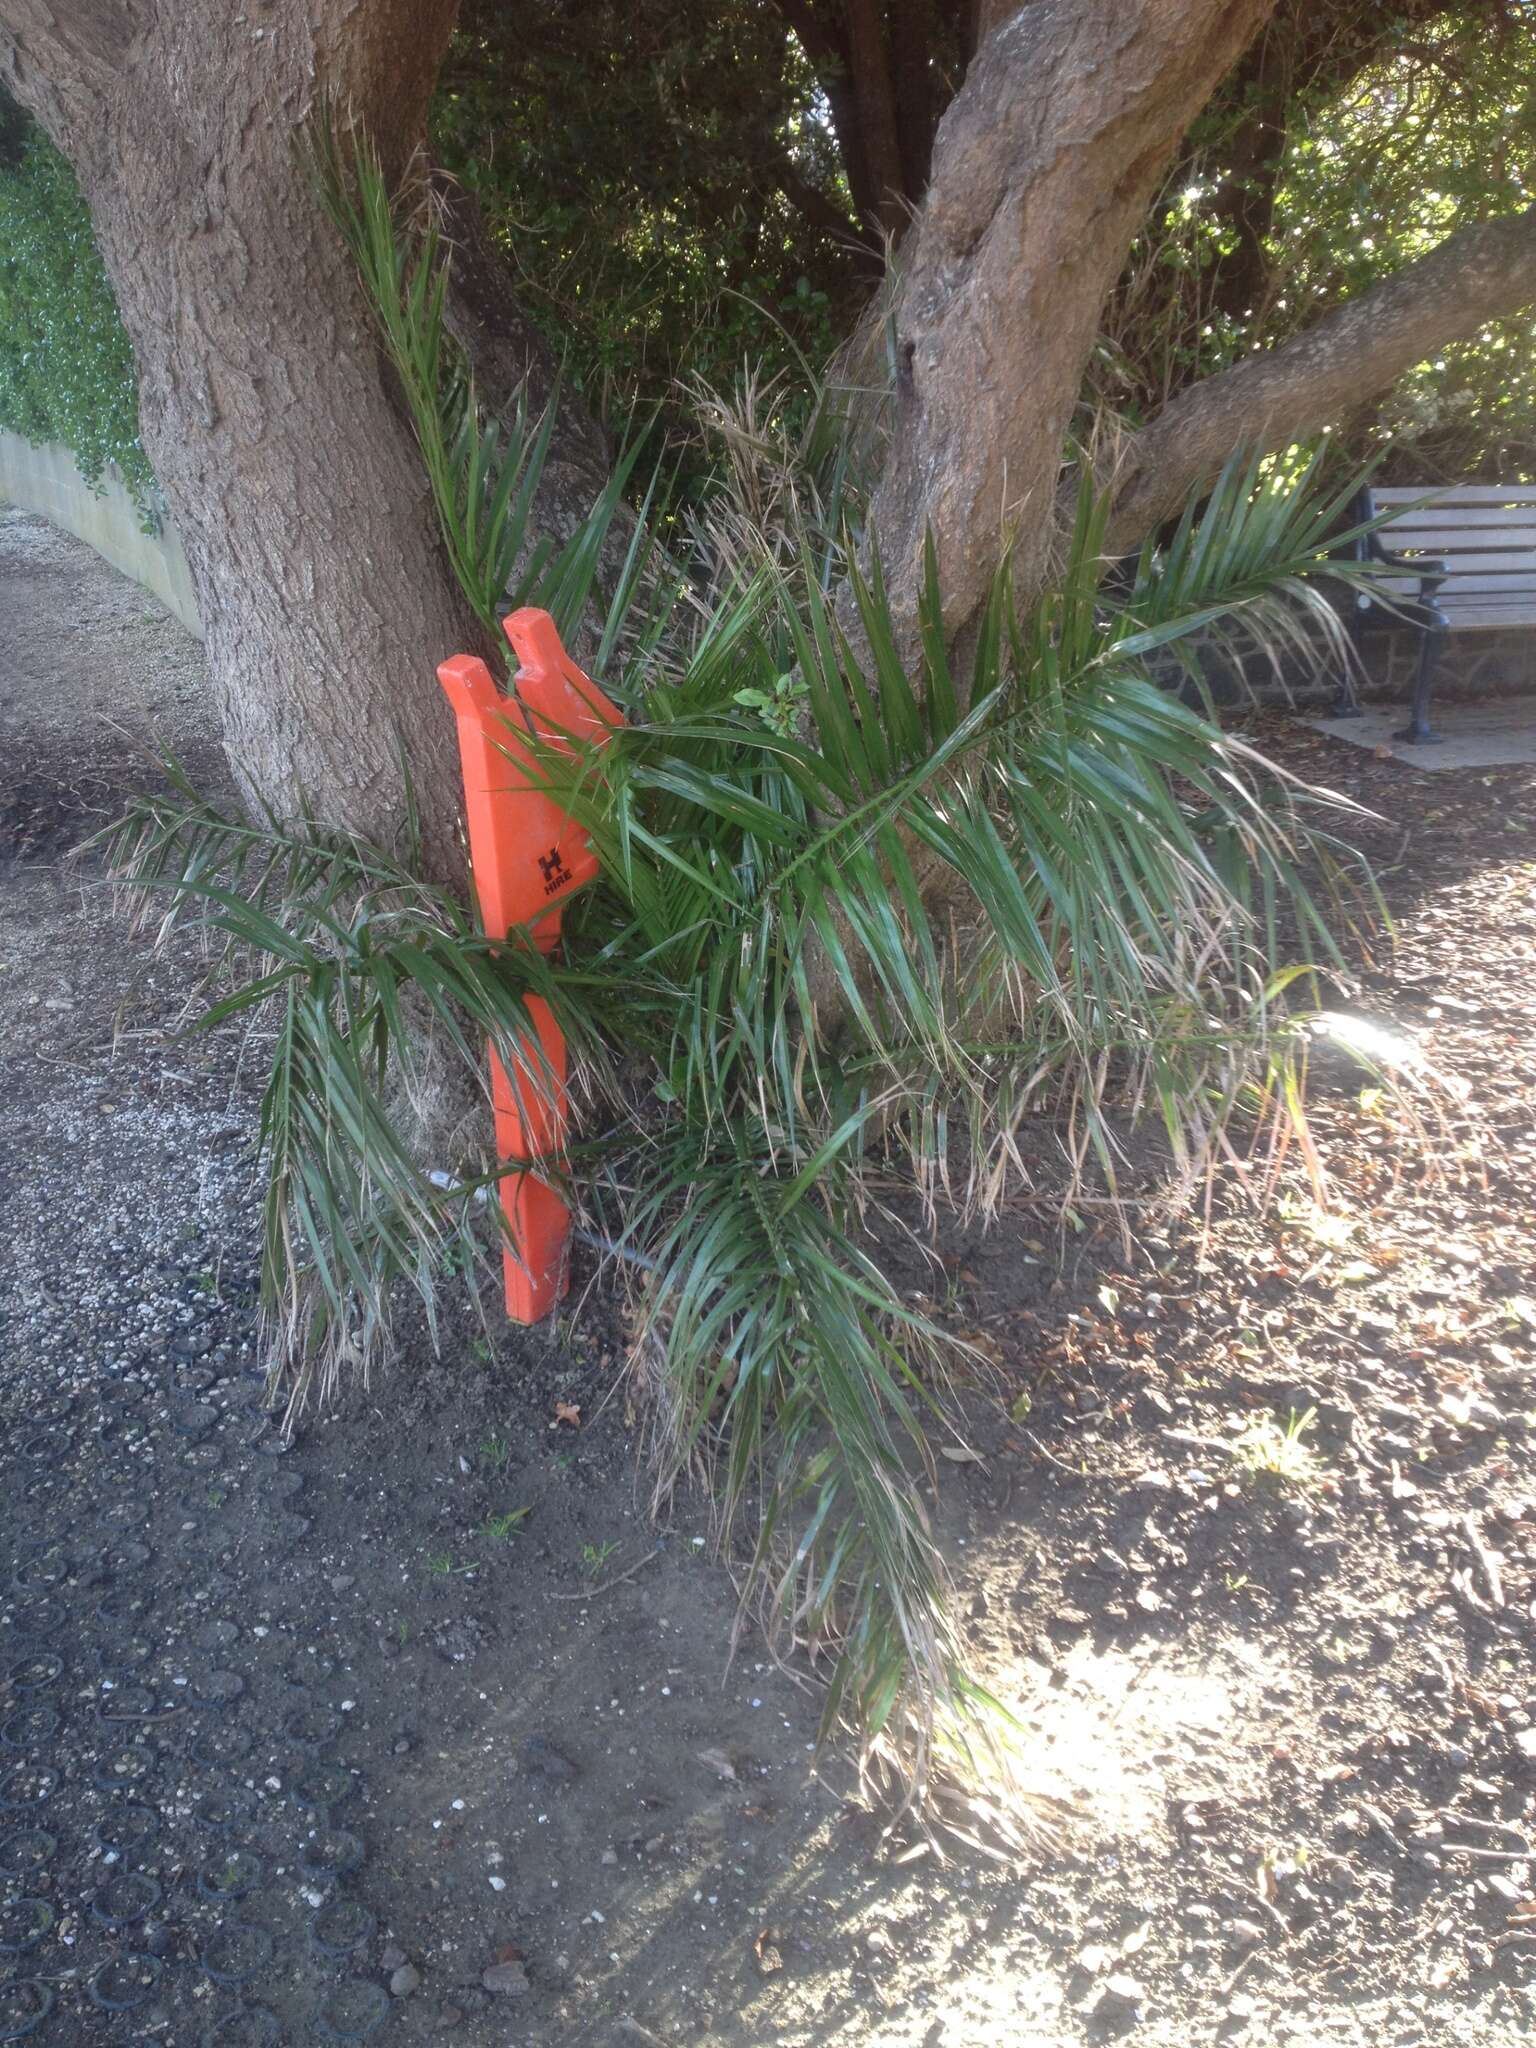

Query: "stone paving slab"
<box><xmin>1301</xmin><ymin>696</ymin><xmax>1536</xmax><ymax>769</ymax></box>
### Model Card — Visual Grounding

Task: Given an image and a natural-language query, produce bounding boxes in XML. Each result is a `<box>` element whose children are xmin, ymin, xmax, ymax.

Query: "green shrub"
<box><xmin>0</xmin><ymin>119</ymin><xmax>157</xmax><ymax>518</ymax></box>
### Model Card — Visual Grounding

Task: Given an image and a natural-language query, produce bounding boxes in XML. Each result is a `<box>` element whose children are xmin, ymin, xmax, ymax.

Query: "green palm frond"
<box><xmin>590</xmin><ymin>1115</ymin><xmax>1046</xmax><ymax>1842</ymax></box>
<box><xmin>312</xmin><ymin>118</ymin><xmax>675</xmax><ymax>657</ymax></box>
<box><xmin>1107</xmin><ymin>444</ymin><xmax>1399</xmax><ymax>702</ymax></box>
<box><xmin>101</xmin><ymin>784</ymin><xmax>605</xmax><ymax>1400</ymax></box>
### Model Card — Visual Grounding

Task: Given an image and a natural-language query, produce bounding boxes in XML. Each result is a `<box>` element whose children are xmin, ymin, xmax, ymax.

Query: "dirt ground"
<box><xmin>2</xmin><ymin>502</ymin><xmax>1535</xmax><ymax>2048</ymax></box>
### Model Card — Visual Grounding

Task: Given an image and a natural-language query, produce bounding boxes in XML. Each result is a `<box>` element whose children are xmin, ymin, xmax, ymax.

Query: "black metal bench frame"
<box><xmin>1335</xmin><ymin>481</ymin><xmax>1536</xmax><ymax>742</ymax></box>
<box><xmin>1335</xmin><ymin>486</ymin><xmax>1448</xmax><ymax>744</ymax></box>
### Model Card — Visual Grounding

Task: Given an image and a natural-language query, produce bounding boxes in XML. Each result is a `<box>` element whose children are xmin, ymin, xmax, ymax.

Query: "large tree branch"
<box><xmin>430</xmin><ymin>172</ymin><xmax>637</xmax><ymax>635</ymax></box>
<box><xmin>772</xmin><ymin>0</ymin><xmax>907</xmax><ymax>238</ymax></box>
<box><xmin>889</xmin><ymin>0</ymin><xmax>942</xmax><ymax>201</ymax></box>
<box><xmin>864</xmin><ymin>0</ymin><xmax>1277</xmax><ymax>652</ymax></box>
<box><xmin>0</xmin><ymin>0</ymin><xmax>131</xmax><ymax>76</ymax></box>
<box><xmin>768</xmin><ymin>137</ymin><xmax>881</xmax><ymax>258</ymax></box>
<box><xmin>1102</xmin><ymin>203</ymin><xmax>1536</xmax><ymax>551</ymax></box>
<box><xmin>432</xmin><ymin>174</ymin><xmax>610</xmax><ymax>478</ymax></box>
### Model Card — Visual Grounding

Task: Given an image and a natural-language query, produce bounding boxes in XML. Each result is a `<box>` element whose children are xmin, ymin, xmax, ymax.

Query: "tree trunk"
<box><xmin>772</xmin><ymin>1</ymin><xmax>977</xmax><ymax>249</ymax></box>
<box><xmin>863</xmin><ymin>0</ymin><xmax>1279</xmax><ymax>661</ymax></box>
<box><xmin>0</xmin><ymin>0</ymin><xmax>600</xmax><ymax>879</ymax></box>
<box><xmin>841</xmin><ymin>0</ymin><xmax>908</xmax><ymax>242</ymax></box>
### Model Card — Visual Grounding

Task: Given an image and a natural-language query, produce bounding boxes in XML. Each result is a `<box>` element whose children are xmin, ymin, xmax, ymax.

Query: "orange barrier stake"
<box><xmin>436</xmin><ymin>610</ymin><xmax>624</xmax><ymax>1322</ymax></box>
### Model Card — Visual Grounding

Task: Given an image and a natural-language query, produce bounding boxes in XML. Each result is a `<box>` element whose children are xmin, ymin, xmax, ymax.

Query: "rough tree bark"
<box><xmin>865</xmin><ymin>0</ymin><xmax>1279</xmax><ymax>653</ymax></box>
<box><xmin>0</xmin><ymin>0</ymin><xmax>603</xmax><ymax>875</ymax></box>
<box><xmin>1100</xmin><ymin>205</ymin><xmax>1536</xmax><ymax>551</ymax></box>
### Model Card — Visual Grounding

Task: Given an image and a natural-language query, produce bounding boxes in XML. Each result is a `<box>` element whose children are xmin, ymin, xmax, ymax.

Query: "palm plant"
<box><xmin>104</xmin><ymin>133</ymin><xmax>1398</xmax><ymax>1824</ymax></box>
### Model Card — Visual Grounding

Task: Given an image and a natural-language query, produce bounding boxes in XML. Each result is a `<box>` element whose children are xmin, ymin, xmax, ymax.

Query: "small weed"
<box><xmin>425</xmin><ymin>1551</ymin><xmax>476</xmax><ymax>1578</ymax></box>
<box><xmin>470</xmin><ymin>1337</ymin><xmax>492</xmax><ymax>1365</ymax></box>
<box><xmin>205</xmin><ymin>1486</ymin><xmax>225</xmax><ymax>1509</ymax></box>
<box><xmin>479</xmin><ymin>1433</ymin><xmax>510</xmax><ymax>1473</ymax></box>
<box><xmin>482</xmin><ymin>1508</ymin><xmax>530</xmax><ymax>1541</ymax></box>
<box><xmin>552</xmin><ymin>1450</ymin><xmax>575</xmax><ymax>1474</ymax></box>
<box><xmin>733</xmin><ymin>668</ymin><xmax>806</xmax><ymax>738</ymax></box>
<box><xmin>580</xmin><ymin>1540</ymin><xmax>620</xmax><ymax>1579</ymax></box>
<box><xmin>937</xmin><ymin>1268</ymin><xmax>968</xmax><ymax>1318</ymax></box>
<box><xmin>442</xmin><ymin>1237</ymin><xmax>475</xmax><ymax>1279</ymax></box>
<box><xmin>1233</xmin><ymin>1406</ymin><xmax>1321</xmax><ymax>1489</ymax></box>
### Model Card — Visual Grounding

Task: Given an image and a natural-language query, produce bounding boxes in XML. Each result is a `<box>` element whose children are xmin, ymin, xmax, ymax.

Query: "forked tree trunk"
<box><xmin>0</xmin><ymin>0</ymin><xmax>600</xmax><ymax>877</ymax></box>
<box><xmin>864</xmin><ymin>0</ymin><xmax>1279</xmax><ymax>656</ymax></box>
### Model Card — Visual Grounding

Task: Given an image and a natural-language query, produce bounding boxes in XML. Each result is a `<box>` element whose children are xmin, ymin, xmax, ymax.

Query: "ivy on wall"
<box><xmin>0</xmin><ymin>121</ymin><xmax>157</xmax><ymax>519</ymax></box>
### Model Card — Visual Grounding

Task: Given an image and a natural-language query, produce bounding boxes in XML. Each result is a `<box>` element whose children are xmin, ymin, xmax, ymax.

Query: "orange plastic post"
<box><xmin>435</xmin><ymin>611</ymin><xmax>624</xmax><ymax>1322</ymax></box>
<box><xmin>488</xmin><ymin>998</ymin><xmax>570</xmax><ymax>1324</ymax></box>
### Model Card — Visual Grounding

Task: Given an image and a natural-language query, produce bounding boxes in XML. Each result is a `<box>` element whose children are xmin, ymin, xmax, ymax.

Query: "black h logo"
<box><xmin>537</xmin><ymin>845</ymin><xmax>573</xmax><ymax>895</ymax></box>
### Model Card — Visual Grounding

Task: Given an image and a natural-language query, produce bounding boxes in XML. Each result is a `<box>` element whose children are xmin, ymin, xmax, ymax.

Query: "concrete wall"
<box><xmin>0</xmin><ymin>430</ymin><xmax>202</xmax><ymax>638</ymax></box>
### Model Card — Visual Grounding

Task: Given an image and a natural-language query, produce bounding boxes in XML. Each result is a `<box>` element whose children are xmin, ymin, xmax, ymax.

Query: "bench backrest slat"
<box><xmin>1434</xmin><ymin>604</ymin><xmax>1536</xmax><ymax>629</ymax></box>
<box><xmin>1374</xmin><ymin>484</ymin><xmax>1536</xmax><ymax>505</ymax></box>
<box><xmin>1372</xmin><ymin>510</ymin><xmax>1536</xmax><ymax>536</ymax></box>
<box><xmin>1387</xmin><ymin>542</ymin><xmax>1536</xmax><ymax>570</ymax></box>
<box><xmin>1365</xmin><ymin>484</ymin><xmax>1536</xmax><ymax>630</ymax></box>
<box><xmin>1379</xmin><ymin>550</ymin><xmax>1536</xmax><ymax>576</ymax></box>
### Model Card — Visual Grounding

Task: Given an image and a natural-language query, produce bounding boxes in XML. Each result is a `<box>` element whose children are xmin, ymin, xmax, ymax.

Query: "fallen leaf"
<box><xmin>941</xmin><ymin>1446</ymin><xmax>986</xmax><ymax>1466</ymax></box>
<box><xmin>552</xmin><ymin>1401</ymin><xmax>581</xmax><ymax>1428</ymax></box>
<box><xmin>754</xmin><ymin>1928</ymin><xmax>784</xmax><ymax>1975</ymax></box>
<box><xmin>1388</xmin><ymin>1463</ymin><xmax>1419</xmax><ymax>1501</ymax></box>
<box><xmin>1333</xmin><ymin>1261</ymin><xmax>1378</xmax><ymax>1287</ymax></box>
<box><xmin>959</xmin><ymin>1331</ymin><xmax>1004</xmax><ymax>1364</ymax></box>
<box><xmin>696</xmin><ymin>1747</ymin><xmax>738</xmax><ymax>1782</ymax></box>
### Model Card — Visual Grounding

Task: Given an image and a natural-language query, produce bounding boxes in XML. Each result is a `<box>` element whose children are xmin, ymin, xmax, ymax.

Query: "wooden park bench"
<box><xmin>1339</xmin><ymin>483</ymin><xmax>1536</xmax><ymax>741</ymax></box>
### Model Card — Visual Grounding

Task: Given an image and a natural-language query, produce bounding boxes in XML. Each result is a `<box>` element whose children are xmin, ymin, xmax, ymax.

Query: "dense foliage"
<box><xmin>433</xmin><ymin>0</ymin><xmax>855</xmax><ymax>429</ymax></box>
<box><xmin>4</xmin><ymin>7</ymin><xmax>1534</xmax><ymax>500</ymax></box>
<box><xmin>1280</xmin><ymin>11</ymin><xmax>1536</xmax><ymax>477</ymax></box>
<box><xmin>0</xmin><ymin>105</ymin><xmax>155</xmax><ymax>513</ymax></box>
<box><xmin>1099</xmin><ymin>4</ymin><xmax>1536</xmax><ymax>477</ymax></box>
<box><xmin>431</xmin><ymin>0</ymin><xmax>1536</xmax><ymax>478</ymax></box>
